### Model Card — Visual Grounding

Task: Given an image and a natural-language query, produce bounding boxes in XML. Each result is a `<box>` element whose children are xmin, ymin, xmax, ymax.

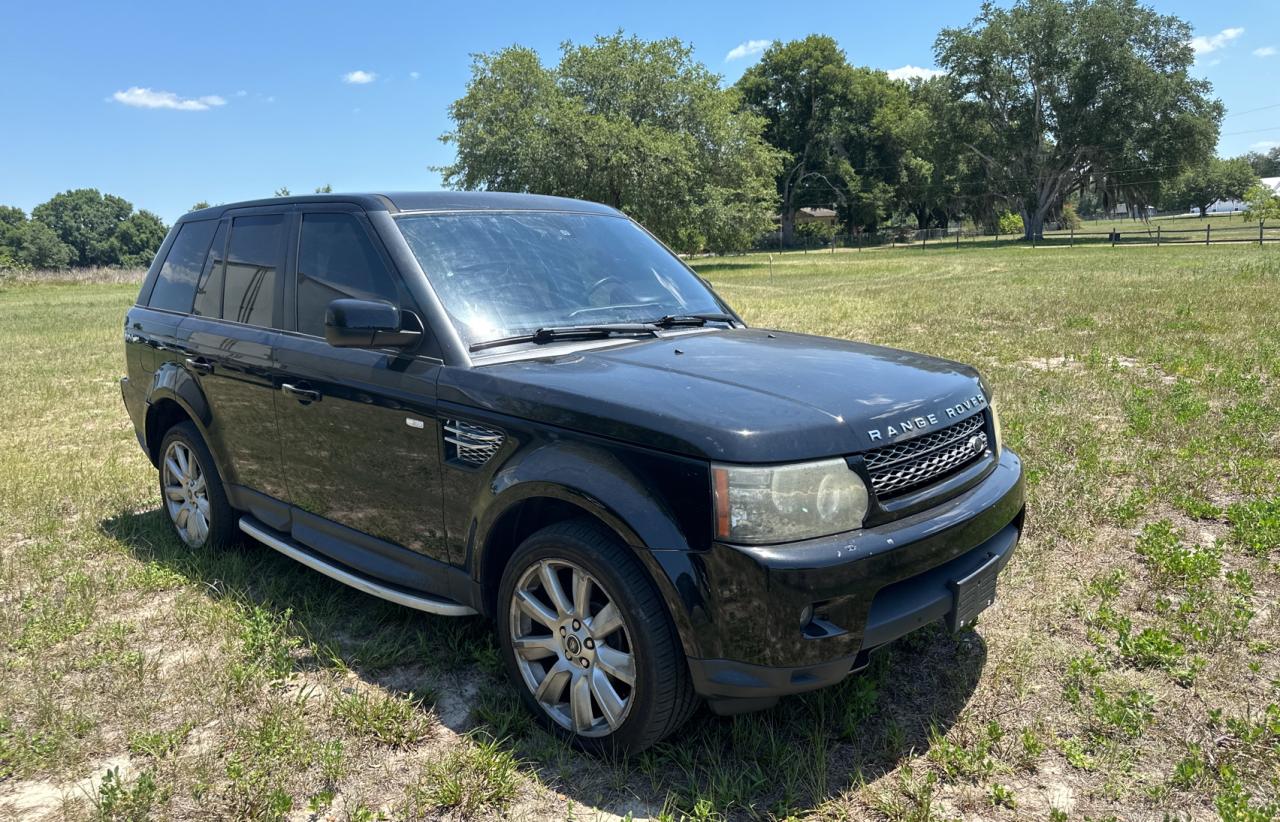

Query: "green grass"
<box><xmin>2</xmin><ymin>243</ymin><xmax>1279</xmax><ymax>819</ymax></box>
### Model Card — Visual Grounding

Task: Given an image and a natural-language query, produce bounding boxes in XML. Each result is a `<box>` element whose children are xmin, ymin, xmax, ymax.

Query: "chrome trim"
<box><xmin>238</xmin><ymin>518</ymin><xmax>477</xmax><ymax>616</ymax></box>
<box><xmin>864</xmin><ymin>412</ymin><xmax>988</xmax><ymax>497</ymax></box>
<box><xmin>443</xmin><ymin>419</ymin><xmax>505</xmax><ymax>466</ymax></box>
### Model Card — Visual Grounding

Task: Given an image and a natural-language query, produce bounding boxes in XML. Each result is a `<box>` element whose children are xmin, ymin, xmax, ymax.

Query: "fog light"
<box><xmin>799</xmin><ymin>604</ymin><xmax>814</xmax><ymax>628</ymax></box>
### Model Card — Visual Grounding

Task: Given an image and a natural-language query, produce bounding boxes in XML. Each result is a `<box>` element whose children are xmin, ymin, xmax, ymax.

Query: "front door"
<box><xmin>272</xmin><ymin>208</ymin><xmax>450</xmax><ymax>582</ymax></box>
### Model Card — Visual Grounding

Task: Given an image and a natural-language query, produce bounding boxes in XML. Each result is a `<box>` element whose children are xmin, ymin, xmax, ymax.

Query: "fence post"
<box><xmin>1070</xmin><ymin>225</ymin><xmax>1074</xmax><ymax>247</ymax></box>
<box><xmin>1262</xmin><ymin>220</ymin><xmax>1266</xmax><ymax>247</ymax></box>
<box><xmin>1206</xmin><ymin>225</ymin><xmax>1210</xmax><ymax>246</ymax></box>
<box><xmin>922</xmin><ymin>230</ymin><xmax>927</xmax><ymax>249</ymax></box>
<box><xmin>1157</xmin><ymin>225</ymin><xmax>1161</xmax><ymax>247</ymax></box>
<box><xmin>1111</xmin><ymin>231</ymin><xmax>1117</xmax><ymax>248</ymax></box>
<box><xmin>956</xmin><ymin>230</ymin><xmax>960</xmax><ymax>250</ymax></box>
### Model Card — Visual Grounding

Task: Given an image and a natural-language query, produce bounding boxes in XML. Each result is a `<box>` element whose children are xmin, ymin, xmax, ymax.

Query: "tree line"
<box><xmin>0</xmin><ymin>189</ymin><xmax>167</xmax><ymax>270</ymax></box>
<box><xmin>442</xmin><ymin>0</ymin><xmax>1270</xmax><ymax>247</ymax></box>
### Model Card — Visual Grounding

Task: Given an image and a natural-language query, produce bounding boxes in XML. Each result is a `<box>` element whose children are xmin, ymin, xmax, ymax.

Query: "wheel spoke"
<box><xmin>164</xmin><ymin>457</ymin><xmax>184</xmax><ymax>484</ymax></box>
<box><xmin>175</xmin><ymin>506</ymin><xmax>190</xmax><ymax>529</ymax></box>
<box><xmin>590</xmin><ymin>667</ymin><xmax>626</xmax><ymax>729</ymax></box>
<box><xmin>164</xmin><ymin>485</ymin><xmax>185</xmax><ymax>501</ymax></box>
<box><xmin>192</xmin><ymin>511</ymin><xmax>209</xmax><ymax>543</ymax></box>
<box><xmin>185</xmin><ymin>510</ymin><xmax>202</xmax><ymax>543</ymax></box>
<box><xmin>595</xmin><ymin>644</ymin><xmax>635</xmax><ymax>686</ymax></box>
<box><xmin>195</xmin><ymin>497</ymin><xmax>210</xmax><ymax>519</ymax></box>
<box><xmin>572</xmin><ymin>569</ymin><xmax>591</xmax><ymax>618</ymax></box>
<box><xmin>189</xmin><ymin>472</ymin><xmax>205</xmax><ymax>494</ymax></box>
<box><xmin>539</xmin><ymin>561</ymin><xmax>572</xmax><ymax>619</ymax></box>
<box><xmin>534</xmin><ymin>659</ymin><xmax>571</xmax><ymax>704</ymax></box>
<box><xmin>589</xmin><ymin>602</ymin><xmax>622</xmax><ymax>639</ymax></box>
<box><xmin>512</xmin><ymin>635</ymin><xmax>558</xmax><ymax>660</ymax></box>
<box><xmin>174</xmin><ymin>445</ymin><xmax>189</xmax><ymax>476</ymax></box>
<box><xmin>570</xmin><ymin>672</ymin><xmax>594</xmax><ymax>732</ymax></box>
<box><xmin>515</xmin><ymin>589</ymin><xmax>558</xmax><ymax>629</ymax></box>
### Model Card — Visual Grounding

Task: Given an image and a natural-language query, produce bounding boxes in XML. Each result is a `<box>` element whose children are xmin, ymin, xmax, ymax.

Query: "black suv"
<box><xmin>121</xmin><ymin>192</ymin><xmax>1024</xmax><ymax>752</ymax></box>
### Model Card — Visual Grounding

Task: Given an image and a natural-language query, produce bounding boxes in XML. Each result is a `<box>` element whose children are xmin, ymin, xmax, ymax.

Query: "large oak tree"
<box><xmin>936</xmin><ymin>0</ymin><xmax>1222</xmax><ymax>239</ymax></box>
<box><xmin>439</xmin><ymin>33</ymin><xmax>782</xmax><ymax>254</ymax></box>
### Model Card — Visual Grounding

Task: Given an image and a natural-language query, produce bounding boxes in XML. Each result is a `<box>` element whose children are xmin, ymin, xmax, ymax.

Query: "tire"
<box><xmin>496</xmin><ymin>518</ymin><xmax>698</xmax><ymax>755</ymax></box>
<box><xmin>157</xmin><ymin>421</ymin><xmax>238</xmax><ymax>551</ymax></box>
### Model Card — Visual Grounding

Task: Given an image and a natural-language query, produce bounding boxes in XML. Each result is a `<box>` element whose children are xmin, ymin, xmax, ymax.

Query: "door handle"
<box><xmin>282</xmin><ymin>383</ymin><xmax>321</xmax><ymax>403</ymax></box>
<box><xmin>185</xmin><ymin>357</ymin><xmax>214</xmax><ymax>374</ymax></box>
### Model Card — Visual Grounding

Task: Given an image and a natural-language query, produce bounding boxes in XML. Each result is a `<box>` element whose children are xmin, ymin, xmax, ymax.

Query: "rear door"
<box><xmin>273</xmin><ymin>206</ymin><xmax>451</xmax><ymax>580</ymax></box>
<box><xmin>178</xmin><ymin>209</ymin><xmax>290</xmax><ymax>505</ymax></box>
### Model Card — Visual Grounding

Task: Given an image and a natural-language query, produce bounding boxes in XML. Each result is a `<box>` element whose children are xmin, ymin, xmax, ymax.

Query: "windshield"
<box><xmin>396</xmin><ymin>211</ymin><xmax>727</xmax><ymax>348</ymax></box>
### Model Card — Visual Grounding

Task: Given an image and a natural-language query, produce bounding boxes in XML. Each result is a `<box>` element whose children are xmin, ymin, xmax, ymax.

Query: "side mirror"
<box><xmin>324</xmin><ymin>299</ymin><xmax>422</xmax><ymax>349</ymax></box>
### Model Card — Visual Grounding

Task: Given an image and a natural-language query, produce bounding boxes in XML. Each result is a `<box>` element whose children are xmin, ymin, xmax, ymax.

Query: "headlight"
<box><xmin>989</xmin><ymin>401</ymin><xmax>1004</xmax><ymax>456</ymax></box>
<box><xmin>712</xmin><ymin>458</ymin><xmax>869</xmax><ymax>544</ymax></box>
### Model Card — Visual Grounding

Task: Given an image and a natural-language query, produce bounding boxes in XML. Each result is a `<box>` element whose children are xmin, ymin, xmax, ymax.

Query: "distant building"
<box><xmin>1193</xmin><ymin>176</ymin><xmax>1280</xmax><ymax>215</ymax></box>
<box><xmin>794</xmin><ymin>207</ymin><xmax>839</xmax><ymax>226</ymax></box>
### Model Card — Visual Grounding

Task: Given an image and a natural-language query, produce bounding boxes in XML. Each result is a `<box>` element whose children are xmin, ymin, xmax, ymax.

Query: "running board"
<box><xmin>238</xmin><ymin>517</ymin><xmax>477</xmax><ymax>617</ymax></box>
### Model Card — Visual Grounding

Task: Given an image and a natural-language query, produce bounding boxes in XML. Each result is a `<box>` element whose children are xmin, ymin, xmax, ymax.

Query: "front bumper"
<box><xmin>682</xmin><ymin>448</ymin><xmax>1024</xmax><ymax>705</ymax></box>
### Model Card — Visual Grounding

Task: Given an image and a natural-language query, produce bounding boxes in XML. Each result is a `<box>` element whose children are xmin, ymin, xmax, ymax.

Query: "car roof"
<box><xmin>182</xmin><ymin>191</ymin><xmax>621</xmax><ymax>222</ymax></box>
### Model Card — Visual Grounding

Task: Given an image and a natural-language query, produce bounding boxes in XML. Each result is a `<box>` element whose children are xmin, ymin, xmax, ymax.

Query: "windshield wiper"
<box><xmin>469</xmin><ymin>323</ymin><xmax>659</xmax><ymax>352</ymax></box>
<box><xmin>649</xmin><ymin>312</ymin><xmax>737</xmax><ymax>328</ymax></box>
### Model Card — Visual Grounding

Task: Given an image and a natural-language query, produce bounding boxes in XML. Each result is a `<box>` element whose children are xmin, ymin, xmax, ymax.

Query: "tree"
<box><xmin>1243</xmin><ymin>147</ymin><xmax>1280</xmax><ymax>178</ymax></box>
<box><xmin>1162</xmin><ymin>157</ymin><xmax>1259</xmax><ymax>216</ymax></box>
<box><xmin>314</xmin><ymin>184</ymin><xmax>333</xmax><ymax>193</ymax></box>
<box><xmin>190</xmin><ymin>201</ymin><xmax>211</xmax><ymax>211</ymax></box>
<box><xmin>100</xmin><ymin>210</ymin><xmax>168</xmax><ymax>267</ymax></box>
<box><xmin>9</xmin><ymin>220</ymin><xmax>75</xmax><ymax>269</ymax></box>
<box><xmin>1242</xmin><ymin>183</ymin><xmax>1280</xmax><ymax>223</ymax></box>
<box><xmin>936</xmin><ymin>0</ymin><xmax>1222</xmax><ymax>240</ymax></box>
<box><xmin>440</xmin><ymin>33</ymin><xmax>781</xmax><ymax>253</ymax></box>
<box><xmin>31</xmin><ymin>189</ymin><xmax>132</xmax><ymax>265</ymax></box>
<box><xmin>736</xmin><ymin>37</ymin><xmax>862</xmax><ymax>244</ymax></box>
<box><xmin>274</xmin><ymin>186</ymin><xmax>291</xmax><ymax>197</ymax></box>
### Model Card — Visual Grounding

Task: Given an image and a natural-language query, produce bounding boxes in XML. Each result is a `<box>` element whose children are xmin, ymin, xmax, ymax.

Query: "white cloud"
<box><xmin>111</xmin><ymin>87</ymin><xmax>226</xmax><ymax>111</ymax></box>
<box><xmin>725</xmin><ymin>39</ymin><xmax>771</xmax><ymax>62</ymax></box>
<box><xmin>234</xmin><ymin>89</ymin><xmax>248</xmax><ymax>97</ymax></box>
<box><xmin>1250</xmin><ymin>140</ymin><xmax>1280</xmax><ymax>151</ymax></box>
<box><xmin>886</xmin><ymin>64</ymin><xmax>946</xmax><ymax>81</ymax></box>
<box><xmin>1254</xmin><ymin>46</ymin><xmax>1277</xmax><ymax>58</ymax></box>
<box><xmin>342</xmin><ymin>70</ymin><xmax>377</xmax><ymax>85</ymax></box>
<box><xmin>409</xmin><ymin>71</ymin><xmax>420</xmax><ymax>80</ymax></box>
<box><xmin>1190</xmin><ymin>27</ymin><xmax>1244</xmax><ymax>56</ymax></box>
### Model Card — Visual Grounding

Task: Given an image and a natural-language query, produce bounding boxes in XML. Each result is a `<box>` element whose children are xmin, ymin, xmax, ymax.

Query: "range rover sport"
<box><xmin>121</xmin><ymin>192</ymin><xmax>1025</xmax><ymax>753</ymax></box>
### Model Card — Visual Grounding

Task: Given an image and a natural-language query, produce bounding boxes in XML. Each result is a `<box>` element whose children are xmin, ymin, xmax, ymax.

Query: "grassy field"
<box><xmin>2</xmin><ymin>243</ymin><xmax>1279</xmax><ymax>821</ymax></box>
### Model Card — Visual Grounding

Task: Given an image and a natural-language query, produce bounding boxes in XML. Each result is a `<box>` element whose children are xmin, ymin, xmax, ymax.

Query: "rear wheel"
<box><xmin>158</xmin><ymin>421</ymin><xmax>237</xmax><ymax>550</ymax></box>
<box><xmin>497</xmin><ymin>519</ymin><xmax>697</xmax><ymax>754</ymax></box>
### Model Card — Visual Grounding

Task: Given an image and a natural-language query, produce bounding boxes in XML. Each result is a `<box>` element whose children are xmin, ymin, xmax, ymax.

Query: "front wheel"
<box><xmin>496</xmin><ymin>519</ymin><xmax>698</xmax><ymax>754</ymax></box>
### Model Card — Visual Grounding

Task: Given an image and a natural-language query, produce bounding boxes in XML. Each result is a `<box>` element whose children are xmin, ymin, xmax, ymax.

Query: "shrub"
<box><xmin>1060</xmin><ymin>202</ymin><xmax>1083</xmax><ymax>230</ymax></box>
<box><xmin>997</xmin><ymin>211</ymin><xmax>1024</xmax><ymax>234</ymax></box>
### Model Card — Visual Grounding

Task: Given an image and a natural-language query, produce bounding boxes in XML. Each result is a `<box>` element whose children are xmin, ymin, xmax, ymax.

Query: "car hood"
<box><xmin>438</xmin><ymin>329</ymin><xmax>990</xmax><ymax>463</ymax></box>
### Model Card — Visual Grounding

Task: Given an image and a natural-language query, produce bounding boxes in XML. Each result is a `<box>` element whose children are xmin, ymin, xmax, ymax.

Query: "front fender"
<box><xmin>471</xmin><ymin>440</ymin><xmax>714</xmax><ymax>658</ymax></box>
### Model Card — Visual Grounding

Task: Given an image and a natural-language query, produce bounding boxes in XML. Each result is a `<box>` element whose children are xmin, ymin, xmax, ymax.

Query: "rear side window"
<box><xmin>148</xmin><ymin>220</ymin><xmax>217</xmax><ymax>313</ymax></box>
<box><xmin>192</xmin><ymin>221</ymin><xmax>227</xmax><ymax>318</ymax></box>
<box><xmin>296</xmin><ymin>212</ymin><xmax>399</xmax><ymax>337</ymax></box>
<box><xmin>222</xmin><ymin>215</ymin><xmax>283</xmax><ymax>327</ymax></box>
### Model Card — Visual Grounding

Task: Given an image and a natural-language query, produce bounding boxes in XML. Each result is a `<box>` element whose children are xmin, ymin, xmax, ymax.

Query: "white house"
<box><xmin>1193</xmin><ymin>176</ymin><xmax>1280</xmax><ymax>215</ymax></box>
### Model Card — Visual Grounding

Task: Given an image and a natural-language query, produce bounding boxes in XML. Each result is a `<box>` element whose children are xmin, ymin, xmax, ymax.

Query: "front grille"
<box><xmin>443</xmin><ymin>419</ymin><xmax>505</xmax><ymax>467</ymax></box>
<box><xmin>863</xmin><ymin>412</ymin><xmax>988</xmax><ymax>497</ymax></box>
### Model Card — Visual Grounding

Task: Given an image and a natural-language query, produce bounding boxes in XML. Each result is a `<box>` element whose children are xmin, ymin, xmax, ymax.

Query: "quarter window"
<box><xmin>148</xmin><ymin>220</ymin><xmax>217</xmax><ymax>313</ymax></box>
<box><xmin>296</xmin><ymin>212</ymin><xmax>399</xmax><ymax>338</ymax></box>
<box><xmin>222</xmin><ymin>215</ymin><xmax>283</xmax><ymax>327</ymax></box>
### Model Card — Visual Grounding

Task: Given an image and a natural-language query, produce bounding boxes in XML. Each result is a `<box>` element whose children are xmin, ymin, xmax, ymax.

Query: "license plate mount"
<box><xmin>947</xmin><ymin>551</ymin><xmax>1001</xmax><ymax>632</ymax></box>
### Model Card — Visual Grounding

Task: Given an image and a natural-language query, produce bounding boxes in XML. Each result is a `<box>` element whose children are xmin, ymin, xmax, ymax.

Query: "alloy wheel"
<box><xmin>508</xmin><ymin>559</ymin><xmax>636</xmax><ymax>737</ymax></box>
<box><xmin>162</xmin><ymin>440</ymin><xmax>211</xmax><ymax>547</ymax></box>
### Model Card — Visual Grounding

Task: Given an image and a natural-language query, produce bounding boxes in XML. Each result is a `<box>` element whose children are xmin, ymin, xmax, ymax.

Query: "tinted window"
<box><xmin>297</xmin><ymin>213</ymin><xmax>399</xmax><ymax>337</ymax></box>
<box><xmin>222</xmin><ymin>215</ymin><xmax>282</xmax><ymax>327</ymax></box>
<box><xmin>192</xmin><ymin>221</ymin><xmax>227</xmax><ymax>318</ymax></box>
<box><xmin>148</xmin><ymin>220</ymin><xmax>217</xmax><ymax>313</ymax></box>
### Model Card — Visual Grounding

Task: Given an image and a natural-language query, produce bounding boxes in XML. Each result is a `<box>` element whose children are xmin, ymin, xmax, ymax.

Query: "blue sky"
<box><xmin>2</xmin><ymin>0</ymin><xmax>1277</xmax><ymax>223</ymax></box>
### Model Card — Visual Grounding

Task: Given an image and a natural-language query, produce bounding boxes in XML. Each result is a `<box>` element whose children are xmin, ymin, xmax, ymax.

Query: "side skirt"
<box><xmin>238</xmin><ymin>516</ymin><xmax>477</xmax><ymax>617</ymax></box>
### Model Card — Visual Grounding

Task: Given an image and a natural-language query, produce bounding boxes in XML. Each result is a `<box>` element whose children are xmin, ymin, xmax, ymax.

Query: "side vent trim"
<box><xmin>444</xmin><ymin>419</ymin><xmax>505</xmax><ymax>467</ymax></box>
